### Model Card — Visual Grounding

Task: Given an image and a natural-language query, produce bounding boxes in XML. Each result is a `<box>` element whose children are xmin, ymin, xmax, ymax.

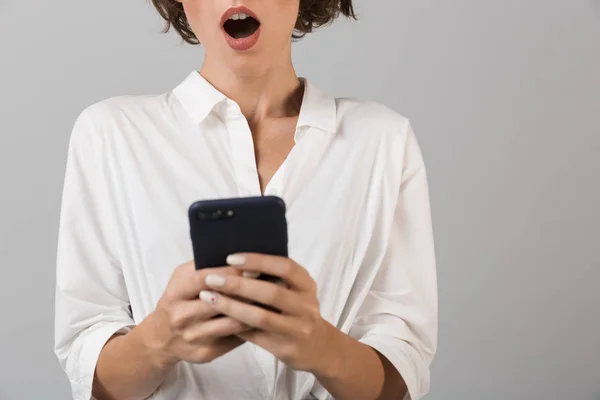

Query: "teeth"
<box><xmin>229</xmin><ymin>13</ymin><xmax>249</xmax><ymax>20</ymax></box>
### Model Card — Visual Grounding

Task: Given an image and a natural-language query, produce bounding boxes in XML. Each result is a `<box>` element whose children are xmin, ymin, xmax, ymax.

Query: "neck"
<box><xmin>199</xmin><ymin>50</ymin><xmax>303</xmax><ymax>123</ymax></box>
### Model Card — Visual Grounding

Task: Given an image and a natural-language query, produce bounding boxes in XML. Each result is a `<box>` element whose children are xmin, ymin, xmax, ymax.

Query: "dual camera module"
<box><xmin>197</xmin><ymin>209</ymin><xmax>236</xmax><ymax>221</ymax></box>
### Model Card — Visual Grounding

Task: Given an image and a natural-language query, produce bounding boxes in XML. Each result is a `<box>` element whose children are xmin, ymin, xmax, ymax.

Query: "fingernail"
<box><xmin>227</xmin><ymin>254</ymin><xmax>246</xmax><ymax>266</ymax></box>
<box><xmin>242</xmin><ymin>271</ymin><xmax>260</xmax><ymax>279</ymax></box>
<box><xmin>199</xmin><ymin>290</ymin><xmax>218</xmax><ymax>304</ymax></box>
<box><xmin>205</xmin><ymin>274</ymin><xmax>226</xmax><ymax>288</ymax></box>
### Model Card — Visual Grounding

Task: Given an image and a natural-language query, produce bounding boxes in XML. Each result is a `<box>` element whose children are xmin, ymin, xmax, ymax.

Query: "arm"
<box><xmin>55</xmin><ymin>110</ymin><xmax>249</xmax><ymax>400</ymax></box>
<box><xmin>54</xmin><ymin>109</ymin><xmax>172</xmax><ymax>400</ymax></box>
<box><xmin>92</xmin><ymin>313</ymin><xmax>177</xmax><ymax>400</ymax></box>
<box><xmin>93</xmin><ymin>261</ymin><xmax>252</xmax><ymax>400</ymax></box>
<box><xmin>312</xmin><ymin>327</ymin><xmax>408</xmax><ymax>400</ymax></box>
<box><xmin>336</xmin><ymin>125</ymin><xmax>438</xmax><ymax>399</ymax></box>
<box><xmin>54</xmin><ymin>109</ymin><xmax>141</xmax><ymax>399</ymax></box>
<box><xmin>196</xmin><ymin>247</ymin><xmax>423</xmax><ymax>400</ymax></box>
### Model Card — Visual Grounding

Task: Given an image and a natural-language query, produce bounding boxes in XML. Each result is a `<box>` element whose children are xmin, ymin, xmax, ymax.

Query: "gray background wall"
<box><xmin>1</xmin><ymin>0</ymin><xmax>598</xmax><ymax>399</ymax></box>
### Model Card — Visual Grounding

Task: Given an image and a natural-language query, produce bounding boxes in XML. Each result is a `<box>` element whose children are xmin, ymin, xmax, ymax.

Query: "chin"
<box><xmin>219</xmin><ymin>47</ymin><xmax>280</xmax><ymax>78</ymax></box>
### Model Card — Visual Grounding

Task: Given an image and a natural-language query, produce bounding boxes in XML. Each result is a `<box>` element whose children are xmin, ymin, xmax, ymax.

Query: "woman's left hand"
<box><xmin>199</xmin><ymin>253</ymin><xmax>341</xmax><ymax>375</ymax></box>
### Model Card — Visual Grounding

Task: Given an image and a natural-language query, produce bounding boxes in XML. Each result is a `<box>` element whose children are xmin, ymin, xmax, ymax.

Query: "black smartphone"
<box><xmin>188</xmin><ymin>195</ymin><xmax>288</xmax><ymax>284</ymax></box>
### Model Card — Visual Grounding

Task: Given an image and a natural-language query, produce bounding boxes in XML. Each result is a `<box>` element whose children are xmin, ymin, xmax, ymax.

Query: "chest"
<box><xmin>248</xmin><ymin>116</ymin><xmax>298</xmax><ymax>194</ymax></box>
<box><xmin>104</xmin><ymin>118</ymin><xmax>398</xmax><ymax>317</ymax></box>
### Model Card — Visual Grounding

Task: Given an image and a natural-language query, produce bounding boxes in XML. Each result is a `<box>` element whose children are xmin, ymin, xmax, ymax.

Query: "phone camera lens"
<box><xmin>197</xmin><ymin>209</ymin><xmax>234</xmax><ymax>221</ymax></box>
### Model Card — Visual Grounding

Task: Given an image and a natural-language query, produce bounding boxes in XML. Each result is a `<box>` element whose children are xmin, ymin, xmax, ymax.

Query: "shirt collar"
<box><xmin>172</xmin><ymin>71</ymin><xmax>337</xmax><ymax>133</ymax></box>
<box><xmin>172</xmin><ymin>71</ymin><xmax>228</xmax><ymax>125</ymax></box>
<box><xmin>296</xmin><ymin>78</ymin><xmax>337</xmax><ymax>133</ymax></box>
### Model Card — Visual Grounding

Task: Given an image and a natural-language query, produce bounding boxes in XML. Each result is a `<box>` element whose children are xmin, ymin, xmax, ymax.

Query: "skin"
<box><xmin>93</xmin><ymin>1</ymin><xmax>408</xmax><ymax>399</ymax></box>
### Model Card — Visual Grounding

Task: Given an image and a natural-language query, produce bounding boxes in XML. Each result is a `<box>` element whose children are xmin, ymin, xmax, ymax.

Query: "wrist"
<box><xmin>310</xmin><ymin>321</ymin><xmax>347</xmax><ymax>380</ymax></box>
<box><xmin>137</xmin><ymin>311</ymin><xmax>179</xmax><ymax>369</ymax></box>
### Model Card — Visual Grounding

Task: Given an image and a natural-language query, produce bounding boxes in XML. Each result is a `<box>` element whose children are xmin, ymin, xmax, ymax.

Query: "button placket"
<box><xmin>223</xmin><ymin>104</ymin><xmax>262</xmax><ymax>197</ymax></box>
<box><xmin>264</xmin><ymin>166</ymin><xmax>284</xmax><ymax>197</ymax></box>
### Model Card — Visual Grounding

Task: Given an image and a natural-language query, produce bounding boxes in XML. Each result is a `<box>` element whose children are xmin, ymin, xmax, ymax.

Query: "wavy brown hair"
<box><xmin>151</xmin><ymin>0</ymin><xmax>357</xmax><ymax>45</ymax></box>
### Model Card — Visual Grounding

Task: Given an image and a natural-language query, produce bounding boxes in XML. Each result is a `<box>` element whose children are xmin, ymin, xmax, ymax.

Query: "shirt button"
<box><xmin>267</xmin><ymin>188</ymin><xmax>278</xmax><ymax>196</ymax></box>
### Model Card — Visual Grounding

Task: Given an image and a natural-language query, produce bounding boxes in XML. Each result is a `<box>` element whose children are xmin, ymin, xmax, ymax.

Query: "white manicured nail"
<box><xmin>199</xmin><ymin>290</ymin><xmax>218</xmax><ymax>304</ymax></box>
<box><xmin>227</xmin><ymin>254</ymin><xmax>246</xmax><ymax>265</ymax></box>
<box><xmin>205</xmin><ymin>274</ymin><xmax>226</xmax><ymax>288</ymax></box>
<box><xmin>242</xmin><ymin>271</ymin><xmax>260</xmax><ymax>279</ymax></box>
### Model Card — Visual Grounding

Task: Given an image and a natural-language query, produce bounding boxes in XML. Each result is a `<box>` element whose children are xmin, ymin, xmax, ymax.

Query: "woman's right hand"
<box><xmin>143</xmin><ymin>261</ymin><xmax>250</xmax><ymax>366</ymax></box>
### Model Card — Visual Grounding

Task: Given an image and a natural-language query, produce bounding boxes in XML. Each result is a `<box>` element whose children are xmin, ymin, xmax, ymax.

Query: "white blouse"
<box><xmin>54</xmin><ymin>71</ymin><xmax>438</xmax><ymax>400</ymax></box>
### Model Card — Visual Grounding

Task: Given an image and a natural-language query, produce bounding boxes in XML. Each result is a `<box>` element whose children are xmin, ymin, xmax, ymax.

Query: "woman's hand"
<box><xmin>199</xmin><ymin>254</ymin><xmax>342</xmax><ymax>375</ymax></box>
<box><xmin>145</xmin><ymin>261</ymin><xmax>252</xmax><ymax>367</ymax></box>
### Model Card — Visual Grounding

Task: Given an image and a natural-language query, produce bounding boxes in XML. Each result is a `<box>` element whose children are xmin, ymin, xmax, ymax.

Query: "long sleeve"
<box><xmin>54</xmin><ymin>109</ymin><xmax>135</xmax><ymax>400</ymax></box>
<box><xmin>349</xmin><ymin>126</ymin><xmax>438</xmax><ymax>400</ymax></box>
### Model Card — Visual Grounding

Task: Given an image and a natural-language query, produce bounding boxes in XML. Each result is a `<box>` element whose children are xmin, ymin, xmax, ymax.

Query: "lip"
<box><xmin>220</xmin><ymin>6</ymin><xmax>261</xmax><ymax>51</ymax></box>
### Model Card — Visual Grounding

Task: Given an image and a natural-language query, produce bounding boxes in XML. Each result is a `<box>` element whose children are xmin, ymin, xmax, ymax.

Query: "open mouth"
<box><xmin>223</xmin><ymin>12</ymin><xmax>261</xmax><ymax>39</ymax></box>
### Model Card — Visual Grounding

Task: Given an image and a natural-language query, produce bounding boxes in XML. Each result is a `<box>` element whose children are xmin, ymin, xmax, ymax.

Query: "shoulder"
<box><xmin>76</xmin><ymin>93</ymin><xmax>170</xmax><ymax>128</ymax></box>
<box><xmin>66</xmin><ymin>93</ymin><xmax>169</xmax><ymax>160</ymax></box>
<box><xmin>332</xmin><ymin>96</ymin><xmax>426</xmax><ymax>172</ymax></box>
<box><xmin>69</xmin><ymin>93</ymin><xmax>171</xmax><ymax>145</ymax></box>
<box><xmin>336</xmin><ymin>97</ymin><xmax>408</xmax><ymax>123</ymax></box>
<box><xmin>334</xmin><ymin>96</ymin><xmax>413</xmax><ymax>143</ymax></box>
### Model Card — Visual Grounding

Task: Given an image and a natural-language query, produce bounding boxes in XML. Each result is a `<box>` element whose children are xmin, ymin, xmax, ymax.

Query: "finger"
<box><xmin>167</xmin><ymin>263</ymin><xmax>242</xmax><ymax>300</ymax></box>
<box><xmin>237</xmin><ymin>330</ymin><xmax>279</xmax><ymax>354</ymax></box>
<box><xmin>200</xmin><ymin>291</ymin><xmax>296</xmax><ymax>334</ymax></box>
<box><xmin>184</xmin><ymin>317</ymin><xmax>251</xmax><ymax>342</ymax></box>
<box><xmin>212</xmin><ymin>335</ymin><xmax>246</xmax><ymax>353</ymax></box>
<box><xmin>242</xmin><ymin>271</ymin><xmax>261</xmax><ymax>279</ymax></box>
<box><xmin>170</xmin><ymin>299</ymin><xmax>220</xmax><ymax>328</ymax></box>
<box><xmin>191</xmin><ymin>335</ymin><xmax>246</xmax><ymax>362</ymax></box>
<box><xmin>204</xmin><ymin>274</ymin><xmax>304</xmax><ymax>315</ymax></box>
<box><xmin>226</xmin><ymin>254</ymin><xmax>314</xmax><ymax>291</ymax></box>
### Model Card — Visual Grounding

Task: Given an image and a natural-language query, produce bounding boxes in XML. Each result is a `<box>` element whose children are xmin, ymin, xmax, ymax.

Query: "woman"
<box><xmin>54</xmin><ymin>0</ymin><xmax>438</xmax><ymax>399</ymax></box>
